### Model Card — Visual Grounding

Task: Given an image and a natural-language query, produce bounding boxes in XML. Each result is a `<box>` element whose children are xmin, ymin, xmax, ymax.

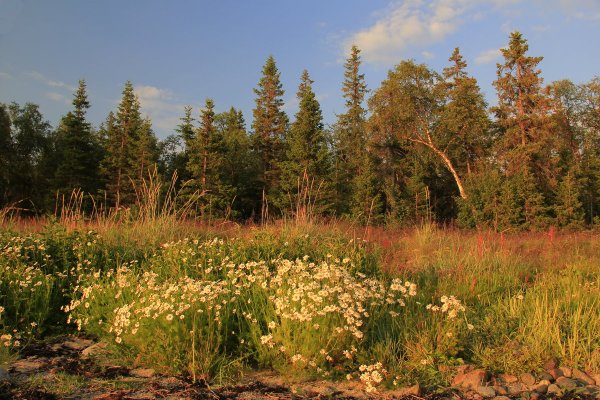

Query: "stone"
<box><xmin>452</xmin><ymin>369</ymin><xmax>489</xmax><ymax>389</ymax></box>
<box><xmin>130</xmin><ymin>368</ymin><xmax>155</xmax><ymax>378</ymax></box>
<box><xmin>81</xmin><ymin>342</ymin><xmax>108</xmax><ymax>358</ymax></box>
<box><xmin>389</xmin><ymin>383</ymin><xmax>421</xmax><ymax>397</ymax></box>
<box><xmin>537</xmin><ymin>372</ymin><xmax>554</xmax><ymax>382</ymax></box>
<box><xmin>520</xmin><ymin>373</ymin><xmax>536</xmax><ymax>386</ymax></box>
<box><xmin>498</xmin><ymin>374</ymin><xmax>519</xmax><ymax>384</ymax></box>
<box><xmin>532</xmin><ymin>383</ymin><xmax>548</xmax><ymax>394</ymax></box>
<box><xmin>572</xmin><ymin>368</ymin><xmax>596</xmax><ymax>385</ymax></box>
<box><xmin>559</xmin><ymin>366</ymin><xmax>572</xmax><ymax>378</ymax></box>
<box><xmin>530</xmin><ymin>392</ymin><xmax>541</xmax><ymax>400</ymax></box>
<box><xmin>493</xmin><ymin>385</ymin><xmax>509</xmax><ymax>395</ymax></box>
<box><xmin>548</xmin><ymin>368</ymin><xmax>564</xmax><ymax>380</ymax></box>
<box><xmin>547</xmin><ymin>384</ymin><xmax>563</xmax><ymax>396</ymax></box>
<box><xmin>555</xmin><ymin>376</ymin><xmax>578</xmax><ymax>390</ymax></box>
<box><xmin>592</xmin><ymin>374</ymin><xmax>600</xmax><ymax>386</ymax></box>
<box><xmin>476</xmin><ymin>386</ymin><xmax>496</xmax><ymax>398</ymax></box>
<box><xmin>543</xmin><ymin>357</ymin><xmax>559</xmax><ymax>371</ymax></box>
<box><xmin>507</xmin><ymin>383</ymin><xmax>527</xmax><ymax>395</ymax></box>
<box><xmin>63</xmin><ymin>337</ymin><xmax>94</xmax><ymax>351</ymax></box>
<box><xmin>493</xmin><ymin>397</ymin><xmax>511</xmax><ymax>400</ymax></box>
<box><xmin>10</xmin><ymin>357</ymin><xmax>48</xmax><ymax>373</ymax></box>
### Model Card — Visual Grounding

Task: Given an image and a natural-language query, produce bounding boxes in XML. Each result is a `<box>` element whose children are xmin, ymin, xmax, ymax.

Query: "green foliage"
<box><xmin>100</xmin><ymin>81</ymin><xmax>158</xmax><ymax>208</ymax></box>
<box><xmin>251</xmin><ymin>56</ymin><xmax>288</xmax><ymax>207</ymax></box>
<box><xmin>52</xmin><ymin>80</ymin><xmax>103</xmax><ymax>197</ymax></box>
<box><xmin>278</xmin><ymin>70</ymin><xmax>333</xmax><ymax>217</ymax></box>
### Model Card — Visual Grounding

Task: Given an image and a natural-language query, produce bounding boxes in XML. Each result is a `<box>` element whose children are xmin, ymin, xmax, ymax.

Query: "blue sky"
<box><xmin>1</xmin><ymin>0</ymin><xmax>599</xmax><ymax>138</ymax></box>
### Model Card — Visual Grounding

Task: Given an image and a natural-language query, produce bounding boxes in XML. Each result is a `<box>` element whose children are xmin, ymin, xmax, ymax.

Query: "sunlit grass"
<box><xmin>0</xmin><ymin>219</ymin><xmax>598</xmax><ymax>391</ymax></box>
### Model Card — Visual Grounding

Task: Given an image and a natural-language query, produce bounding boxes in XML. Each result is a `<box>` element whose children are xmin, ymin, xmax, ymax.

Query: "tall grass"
<box><xmin>1</xmin><ymin>202</ymin><xmax>598</xmax><ymax>390</ymax></box>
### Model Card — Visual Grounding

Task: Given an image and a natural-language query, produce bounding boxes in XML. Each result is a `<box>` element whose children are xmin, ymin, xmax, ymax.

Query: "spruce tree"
<box><xmin>52</xmin><ymin>80</ymin><xmax>102</xmax><ymax>195</ymax></box>
<box><xmin>100</xmin><ymin>81</ymin><xmax>156</xmax><ymax>208</ymax></box>
<box><xmin>187</xmin><ymin>99</ymin><xmax>228</xmax><ymax>218</ymax></box>
<box><xmin>251</xmin><ymin>56</ymin><xmax>288</xmax><ymax>207</ymax></box>
<box><xmin>441</xmin><ymin>48</ymin><xmax>491</xmax><ymax>177</ymax></box>
<box><xmin>0</xmin><ymin>104</ymin><xmax>13</xmax><ymax>207</ymax></box>
<box><xmin>492</xmin><ymin>32</ymin><xmax>554</xmax><ymax>228</ymax></box>
<box><xmin>334</xmin><ymin>45</ymin><xmax>377</xmax><ymax>219</ymax></box>
<box><xmin>216</xmin><ymin>107</ymin><xmax>260</xmax><ymax>219</ymax></box>
<box><xmin>280</xmin><ymin>70</ymin><xmax>332</xmax><ymax>216</ymax></box>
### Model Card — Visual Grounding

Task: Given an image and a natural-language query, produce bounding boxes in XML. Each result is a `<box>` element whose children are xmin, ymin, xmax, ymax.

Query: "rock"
<box><xmin>389</xmin><ymin>383</ymin><xmax>421</xmax><ymax>397</ymax></box>
<box><xmin>130</xmin><ymin>368</ymin><xmax>155</xmax><ymax>378</ymax></box>
<box><xmin>532</xmin><ymin>383</ymin><xmax>548</xmax><ymax>394</ymax></box>
<box><xmin>530</xmin><ymin>391</ymin><xmax>541</xmax><ymax>400</ymax></box>
<box><xmin>548</xmin><ymin>368</ymin><xmax>564</xmax><ymax>380</ymax></box>
<box><xmin>555</xmin><ymin>376</ymin><xmax>578</xmax><ymax>390</ymax></box>
<box><xmin>543</xmin><ymin>357</ymin><xmax>559</xmax><ymax>371</ymax></box>
<box><xmin>547</xmin><ymin>383</ymin><xmax>563</xmax><ymax>396</ymax></box>
<box><xmin>537</xmin><ymin>372</ymin><xmax>554</xmax><ymax>382</ymax></box>
<box><xmin>453</xmin><ymin>369</ymin><xmax>489</xmax><ymax>389</ymax></box>
<box><xmin>10</xmin><ymin>357</ymin><xmax>48</xmax><ymax>373</ymax></box>
<box><xmin>592</xmin><ymin>373</ymin><xmax>600</xmax><ymax>386</ymax></box>
<box><xmin>63</xmin><ymin>337</ymin><xmax>94</xmax><ymax>351</ymax></box>
<box><xmin>493</xmin><ymin>385</ymin><xmax>509</xmax><ymax>395</ymax></box>
<box><xmin>493</xmin><ymin>397</ymin><xmax>511</xmax><ymax>400</ymax></box>
<box><xmin>559</xmin><ymin>366</ymin><xmax>572</xmax><ymax>378</ymax></box>
<box><xmin>81</xmin><ymin>342</ymin><xmax>108</xmax><ymax>358</ymax></box>
<box><xmin>476</xmin><ymin>386</ymin><xmax>496</xmax><ymax>398</ymax></box>
<box><xmin>498</xmin><ymin>374</ymin><xmax>519</xmax><ymax>384</ymax></box>
<box><xmin>520</xmin><ymin>373</ymin><xmax>536</xmax><ymax>386</ymax></box>
<box><xmin>584</xmin><ymin>385</ymin><xmax>600</xmax><ymax>396</ymax></box>
<box><xmin>572</xmin><ymin>368</ymin><xmax>596</xmax><ymax>385</ymax></box>
<box><xmin>507</xmin><ymin>383</ymin><xmax>527</xmax><ymax>395</ymax></box>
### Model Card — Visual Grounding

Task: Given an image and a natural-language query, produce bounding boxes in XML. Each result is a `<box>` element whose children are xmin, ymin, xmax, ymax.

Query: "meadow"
<box><xmin>0</xmin><ymin>213</ymin><xmax>599</xmax><ymax>394</ymax></box>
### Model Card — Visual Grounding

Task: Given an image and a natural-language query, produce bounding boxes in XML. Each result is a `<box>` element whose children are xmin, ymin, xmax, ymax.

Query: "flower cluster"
<box><xmin>358</xmin><ymin>362</ymin><xmax>388</xmax><ymax>393</ymax></box>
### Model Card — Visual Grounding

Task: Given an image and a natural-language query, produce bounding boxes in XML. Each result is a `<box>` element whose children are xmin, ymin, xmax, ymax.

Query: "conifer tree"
<box><xmin>187</xmin><ymin>99</ymin><xmax>228</xmax><ymax>218</ymax></box>
<box><xmin>6</xmin><ymin>102</ymin><xmax>52</xmax><ymax>210</ymax></box>
<box><xmin>441</xmin><ymin>48</ymin><xmax>491</xmax><ymax>177</ymax></box>
<box><xmin>279</xmin><ymin>70</ymin><xmax>332</xmax><ymax>215</ymax></box>
<box><xmin>215</xmin><ymin>107</ymin><xmax>260</xmax><ymax>218</ymax></box>
<box><xmin>0</xmin><ymin>104</ymin><xmax>13</xmax><ymax>206</ymax></box>
<box><xmin>251</xmin><ymin>56</ymin><xmax>288</xmax><ymax>205</ymax></box>
<box><xmin>492</xmin><ymin>32</ymin><xmax>554</xmax><ymax>227</ymax></box>
<box><xmin>101</xmin><ymin>81</ymin><xmax>156</xmax><ymax>208</ymax></box>
<box><xmin>52</xmin><ymin>80</ymin><xmax>102</xmax><ymax>195</ymax></box>
<box><xmin>334</xmin><ymin>45</ymin><xmax>379</xmax><ymax>219</ymax></box>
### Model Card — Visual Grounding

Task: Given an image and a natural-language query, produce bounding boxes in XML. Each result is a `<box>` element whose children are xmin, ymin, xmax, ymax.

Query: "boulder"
<box><xmin>572</xmin><ymin>368</ymin><xmax>596</xmax><ymax>385</ymax></box>
<box><xmin>559</xmin><ymin>366</ymin><xmax>572</xmax><ymax>378</ymax></box>
<box><xmin>548</xmin><ymin>368</ymin><xmax>564</xmax><ymax>380</ymax></box>
<box><xmin>546</xmin><ymin>384</ymin><xmax>563</xmax><ymax>396</ymax></box>
<box><xmin>476</xmin><ymin>386</ymin><xmax>496</xmax><ymax>398</ymax></box>
<box><xmin>129</xmin><ymin>368</ymin><xmax>155</xmax><ymax>378</ymax></box>
<box><xmin>520</xmin><ymin>373</ymin><xmax>536</xmax><ymax>386</ymax></box>
<box><xmin>452</xmin><ymin>369</ymin><xmax>489</xmax><ymax>389</ymax></box>
<box><xmin>555</xmin><ymin>376</ymin><xmax>578</xmax><ymax>390</ymax></box>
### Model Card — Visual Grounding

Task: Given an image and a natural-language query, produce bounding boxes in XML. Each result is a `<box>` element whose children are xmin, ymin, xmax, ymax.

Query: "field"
<box><xmin>0</xmin><ymin>217</ymin><xmax>599</xmax><ymax>397</ymax></box>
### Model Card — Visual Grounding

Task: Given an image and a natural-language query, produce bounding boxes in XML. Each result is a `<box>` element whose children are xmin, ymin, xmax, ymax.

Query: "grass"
<box><xmin>0</xmin><ymin>217</ymin><xmax>598</xmax><ymax>393</ymax></box>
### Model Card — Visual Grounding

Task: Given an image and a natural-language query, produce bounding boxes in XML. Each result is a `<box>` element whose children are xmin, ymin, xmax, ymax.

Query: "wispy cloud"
<box><xmin>27</xmin><ymin>71</ymin><xmax>76</xmax><ymax>92</ymax></box>
<box><xmin>45</xmin><ymin>91</ymin><xmax>70</xmax><ymax>105</ymax></box>
<box><xmin>421</xmin><ymin>50</ymin><xmax>435</xmax><ymax>60</ymax></box>
<box><xmin>345</xmin><ymin>0</ymin><xmax>470</xmax><ymax>65</ymax></box>
<box><xmin>134</xmin><ymin>84</ymin><xmax>186</xmax><ymax>133</ymax></box>
<box><xmin>475</xmin><ymin>48</ymin><xmax>502</xmax><ymax>65</ymax></box>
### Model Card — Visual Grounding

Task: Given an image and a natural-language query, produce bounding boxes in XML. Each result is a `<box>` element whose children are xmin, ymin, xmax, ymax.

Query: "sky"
<box><xmin>1</xmin><ymin>0</ymin><xmax>599</xmax><ymax>139</ymax></box>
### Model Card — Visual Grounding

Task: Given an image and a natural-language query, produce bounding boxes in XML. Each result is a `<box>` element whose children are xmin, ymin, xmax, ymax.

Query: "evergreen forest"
<box><xmin>1</xmin><ymin>32</ymin><xmax>599</xmax><ymax>230</ymax></box>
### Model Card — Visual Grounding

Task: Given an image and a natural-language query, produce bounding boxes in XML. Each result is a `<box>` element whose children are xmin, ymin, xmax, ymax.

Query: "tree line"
<box><xmin>0</xmin><ymin>31</ymin><xmax>598</xmax><ymax>229</ymax></box>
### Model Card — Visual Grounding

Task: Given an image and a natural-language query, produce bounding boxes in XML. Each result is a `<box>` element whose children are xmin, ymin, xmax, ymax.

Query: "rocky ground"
<box><xmin>0</xmin><ymin>336</ymin><xmax>599</xmax><ymax>399</ymax></box>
